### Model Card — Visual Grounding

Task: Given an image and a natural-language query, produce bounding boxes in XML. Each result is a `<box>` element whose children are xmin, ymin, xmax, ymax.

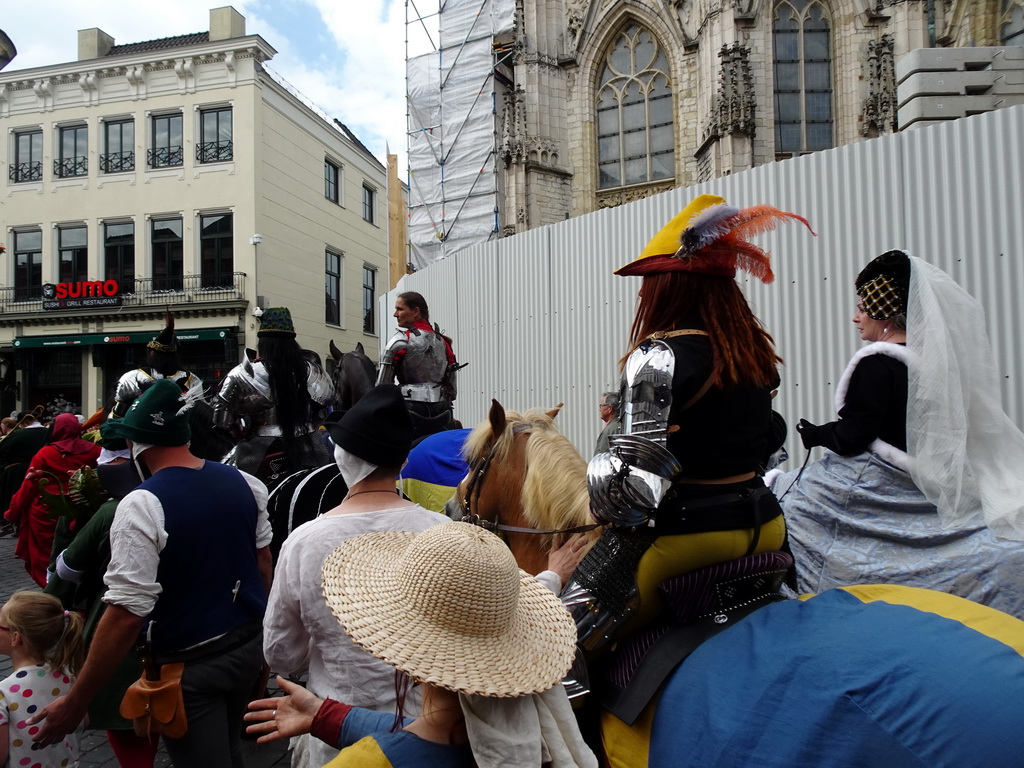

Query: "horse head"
<box><xmin>329</xmin><ymin>340</ymin><xmax>377</xmax><ymax>410</ymax></box>
<box><xmin>458</xmin><ymin>399</ymin><xmax>597</xmax><ymax>575</ymax></box>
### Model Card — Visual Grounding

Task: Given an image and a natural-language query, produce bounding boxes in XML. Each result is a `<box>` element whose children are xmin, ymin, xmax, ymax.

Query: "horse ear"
<box><xmin>355</xmin><ymin>342</ymin><xmax>364</xmax><ymax>355</ymax></box>
<box><xmin>488</xmin><ymin>399</ymin><xmax>507</xmax><ymax>438</ymax></box>
<box><xmin>329</xmin><ymin>340</ymin><xmax>342</xmax><ymax>361</ymax></box>
<box><xmin>546</xmin><ymin>403</ymin><xmax>565</xmax><ymax>420</ymax></box>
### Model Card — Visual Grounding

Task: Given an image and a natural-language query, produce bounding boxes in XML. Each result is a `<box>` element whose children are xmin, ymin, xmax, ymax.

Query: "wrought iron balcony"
<box><xmin>8</xmin><ymin>162</ymin><xmax>42</xmax><ymax>183</ymax></box>
<box><xmin>54</xmin><ymin>156</ymin><xmax>88</xmax><ymax>178</ymax></box>
<box><xmin>147</xmin><ymin>146</ymin><xmax>184</xmax><ymax>169</ymax></box>
<box><xmin>196</xmin><ymin>140</ymin><xmax>233</xmax><ymax>164</ymax></box>
<box><xmin>100</xmin><ymin>151</ymin><xmax>135</xmax><ymax>173</ymax></box>
<box><xmin>0</xmin><ymin>272</ymin><xmax>247</xmax><ymax>314</ymax></box>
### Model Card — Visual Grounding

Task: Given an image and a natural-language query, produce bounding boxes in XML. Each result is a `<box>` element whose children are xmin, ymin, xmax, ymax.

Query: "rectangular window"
<box><xmin>325</xmin><ymin>251</ymin><xmax>342</xmax><ymax>325</ymax></box>
<box><xmin>149</xmin><ymin>113</ymin><xmax>183</xmax><ymax>168</ymax></box>
<box><xmin>200</xmin><ymin>213</ymin><xmax>233</xmax><ymax>289</ymax></box>
<box><xmin>58</xmin><ymin>226</ymin><xmax>88</xmax><ymax>284</ymax></box>
<box><xmin>362</xmin><ymin>265</ymin><xmax>376</xmax><ymax>334</ymax></box>
<box><xmin>13</xmin><ymin>229</ymin><xmax>43</xmax><ymax>301</ymax></box>
<box><xmin>152</xmin><ymin>218</ymin><xmax>184</xmax><ymax>292</ymax></box>
<box><xmin>104</xmin><ymin>222</ymin><xmax>134</xmax><ymax>291</ymax></box>
<box><xmin>197</xmin><ymin>107</ymin><xmax>233</xmax><ymax>163</ymax></box>
<box><xmin>362</xmin><ymin>184</ymin><xmax>376</xmax><ymax>224</ymax></box>
<box><xmin>101</xmin><ymin>119</ymin><xmax>135</xmax><ymax>173</ymax></box>
<box><xmin>325</xmin><ymin>160</ymin><xmax>340</xmax><ymax>203</ymax></box>
<box><xmin>56</xmin><ymin>125</ymin><xmax>88</xmax><ymax>178</ymax></box>
<box><xmin>10</xmin><ymin>130</ymin><xmax>43</xmax><ymax>183</ymax></box>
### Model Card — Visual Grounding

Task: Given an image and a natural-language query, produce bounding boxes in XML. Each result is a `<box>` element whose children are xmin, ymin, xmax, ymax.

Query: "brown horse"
<box><xmin>455</xmin><ymin>400</ymin><xmax>601</xmax><ymax>575</ymax></box>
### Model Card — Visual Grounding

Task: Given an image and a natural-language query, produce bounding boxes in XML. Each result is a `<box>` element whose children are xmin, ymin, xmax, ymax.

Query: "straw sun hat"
<box><xmin>321</xmin><ymin>522</ymin><xmax>577</xmax><ymax>697</ymax></box>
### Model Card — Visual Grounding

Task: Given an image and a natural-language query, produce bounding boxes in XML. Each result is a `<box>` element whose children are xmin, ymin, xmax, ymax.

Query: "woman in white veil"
<box><xmin>769</xmin><ymin>250</ymin><xmax>1024</xmax><ymax>617</ymax></box>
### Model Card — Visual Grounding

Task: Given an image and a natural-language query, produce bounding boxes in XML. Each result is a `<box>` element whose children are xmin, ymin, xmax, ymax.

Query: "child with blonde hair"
<box><xmin>0</xmin><ymin>591</ymin><xmax>84</xmax><ymax>767</ymax></box>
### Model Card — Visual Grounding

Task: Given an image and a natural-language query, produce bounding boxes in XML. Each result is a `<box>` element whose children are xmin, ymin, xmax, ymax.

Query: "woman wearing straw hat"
<box><xmin>248</xmin><ymin>522</ymin><xmax>597</xmax><ymax>768</ymax></box>
<box><xmin>262</xmin><ymin>384</ymin><xmax>444</xmax><ymax>768</ymax></box>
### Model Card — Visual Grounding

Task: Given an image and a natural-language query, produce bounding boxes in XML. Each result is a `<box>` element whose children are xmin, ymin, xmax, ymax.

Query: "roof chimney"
<box><xmin>210</xmin><ymin>6</ymin><xmax>246</xmax><ymax>41</ymax></box>
<box><xmin>78</xmin><ymin>28</ymin><xmax>115</xmax><ymax>60</ymax></box>
<box><xmin>0</xmin><ymin>29</ymin><xmax>17</xmax><ymax>71</ymax></box>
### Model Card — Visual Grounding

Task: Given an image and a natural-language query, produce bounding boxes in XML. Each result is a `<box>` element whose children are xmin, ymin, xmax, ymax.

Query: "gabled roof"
<box><xmin>106</xmin><ymin>32</ymin><xmax>210</xmax><ymax>57</ymax></box>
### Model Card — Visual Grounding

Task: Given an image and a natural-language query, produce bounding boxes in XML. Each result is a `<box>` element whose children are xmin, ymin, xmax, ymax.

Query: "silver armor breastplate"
<box><xmin>587</xmin><ymin>340</ymin><xmax>681</xmax><ymax>527</ymax></box>
<box><xmin>398</xmin><ymin>329</ymin><xmax>448</xmax><ymax>385</ymax></box>
<box><xmin>113</xmin><ymin>368</ymin><xmax>204</xmax><ymax>416</ymax></box>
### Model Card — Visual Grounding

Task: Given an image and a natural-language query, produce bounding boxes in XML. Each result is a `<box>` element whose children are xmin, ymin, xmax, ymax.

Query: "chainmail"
<box><xmin>573</xmin><ymin>528</ymin><xmax>658</xmax><ymax>618</ymax></box>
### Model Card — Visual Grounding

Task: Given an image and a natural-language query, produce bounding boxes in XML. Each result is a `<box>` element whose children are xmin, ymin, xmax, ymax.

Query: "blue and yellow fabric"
<box><xmin>399</xmin><ymin>428</ymin><xmax>471</xmax><ymax>514</ymax></box>
<box><xmin>323</xmin><ymin>707</ymin><xmax>473</xmax><ymax>767</ymax></box>
<box><xmin>640</xmin><ymin>585</ymin><xmax>1024</xmax><ymax>767</ymax></box>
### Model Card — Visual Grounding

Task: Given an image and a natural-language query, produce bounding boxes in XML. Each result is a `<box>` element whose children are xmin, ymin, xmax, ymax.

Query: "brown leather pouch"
<box><xmin>119</xmin><ymin>662</ymin><xmax>188</xmax><ymax>739</ymax></box>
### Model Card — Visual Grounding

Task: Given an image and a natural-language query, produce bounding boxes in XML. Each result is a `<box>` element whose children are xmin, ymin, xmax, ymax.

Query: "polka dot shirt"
<box><xmin>0</xmin><ymin>664</ymin><xmax>78</xmax><ymax>767</ymax></box>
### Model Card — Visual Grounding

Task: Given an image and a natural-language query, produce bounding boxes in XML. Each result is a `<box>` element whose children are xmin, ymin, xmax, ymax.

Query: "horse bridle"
<box><xmin>457</xmin><ymin>423</ymin><xmax>602</xmax><ymax>538</ymax></box>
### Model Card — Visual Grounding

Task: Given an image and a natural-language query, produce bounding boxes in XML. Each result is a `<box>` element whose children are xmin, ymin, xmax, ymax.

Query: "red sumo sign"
<box><xmin>43</xmin><ymin>281</ymin><xmax>123</xmax><ymax>310</ymax></box>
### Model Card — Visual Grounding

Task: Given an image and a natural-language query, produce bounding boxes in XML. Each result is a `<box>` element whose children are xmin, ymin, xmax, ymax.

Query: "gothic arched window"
<box><xmin>773</xmin><ymin>0</ymin><xmax>833</xmax><ymax>157</ymax></box>
<box><xmin>596</xmin><ymin>24</ymin><xmax>674</xmax><ymax>190</ymax></box>
<box><xmin>1002</xmin><ymin>0</ymin><xmax>1024</xmax><ymax>45</ymax></box>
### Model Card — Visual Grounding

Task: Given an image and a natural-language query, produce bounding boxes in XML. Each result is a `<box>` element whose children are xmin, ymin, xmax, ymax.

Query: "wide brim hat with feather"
<box><xmin>615</xmin><ymin>193</ymin><xmax>814</xmax><ymax>281</ymax></box>
<box><xmin>321</xmin><ymin>522</ymin><xmax>578</xmax><ymax>697</ymax></box>
<box><xmin>102</xmin><ymin>378</ymin><xmax>193</xmax><ymax>446</ymax></box>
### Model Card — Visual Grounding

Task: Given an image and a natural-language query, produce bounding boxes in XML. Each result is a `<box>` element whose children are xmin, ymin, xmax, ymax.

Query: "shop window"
<box><xmin>326</xmin><ymin>250</ymin><xmax>342</xmax><ymax>325</ymax></box>
<box><xmin>101</xmin><ymin>119</ymin><xmax>135</xmax><ymax>173</ymax></box>
<box><xmin>152</xmin><ymin>218</ymin><xmax>184</xmax><ymax>292</ymax></box>
<box><xmin>325</xmin><ymin>160</ymin><xmax>341</xmax><ymax>204</ymax></box>
<box><xmin>149</xmin><ymin>113</ymin><xmax>183</xmax><ymax>168</ymax></box>
<box><xmin>56</xmin><ymin>125</ymin><xmax>88</xmax><ymax>178</ymax></box>
<box><xmin>10</xmin><ymin>130</ymin><xmax>43</xmax><ymax>183</ymax></box>
<box><xmin>362</xmin><ymin>265</ymin><xmax>376</xmax><ymax>334</ymax></box>
<box><xmin>197</xmin><ymin>107</ymin><xmax>233</xmax><ymax>163</ymax></box>
<box><xmin>362</xmin><ymin>184</ymin><xmax>376</xmax><ymax>224</ymax></box>
<box><xmin>105</xmin><ymin>222</ymin><xmax>135</xmax><ymax>291</ymax></box>
<box><xmin>596</xmin><ymin>23</ymin><xmax>675</xmax><ymax>190</ymax></box>
<box><xmin>58</xmin><ymin>226</ymin><xmax>88</xmax><ymax>283</ymax></box>
<box><xmin>13</xmin><ymin>229</ymin><xmax>42</xmax><ymax>301</ymax></box>
<box><xmin>200</xmin><ymin>213</ymin><xmax>233</xmax><ymax>289</ymax></box>
<box><xmin>773</xmin><ymin>0</ymin><xmax>834</xmax><ymax>158</ymax></box>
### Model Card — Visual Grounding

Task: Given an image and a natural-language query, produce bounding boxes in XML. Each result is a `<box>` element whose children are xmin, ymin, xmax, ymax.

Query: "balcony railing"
<box><xmin>54</xmin><ymin>156</ymin><xmax>88</xmax><ymax>178</ymax></box>
<box><xmin>100</xmin><ymin>151</ymin><xmax>135</xmax><ymax>173</ymax></box>
<box><xmin>0</xmin><ymin>272</ymin><xmax>247</xmax><ymax>314</ymax></box>
<box><xmin>8</xmin><ymin>162</ymin><xmax>42</xmax><ymax>183</ymax></box>
<box><xmin>196</xmin><ymin>140</ymin><xmax>233</xmax><ymax>164</ymax></box>
<box><xmin>147</xmin><ymin>146</ymin><xmax>184</xmax><ymax>169</ymax></box>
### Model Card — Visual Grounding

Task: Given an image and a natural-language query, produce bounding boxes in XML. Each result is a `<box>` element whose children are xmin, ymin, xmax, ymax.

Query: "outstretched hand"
<box><xmin>245</xmin><ymin>676</ymin><xmax>324</xmax><ymax>744</ymax></box>
<box><xmin>546</xmin><ymin>533</ymin><xmax>593</xmax><ymax>588</ymax></box>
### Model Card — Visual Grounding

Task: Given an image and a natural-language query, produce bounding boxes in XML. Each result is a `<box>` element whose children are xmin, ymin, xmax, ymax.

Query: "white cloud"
<box><xmin>0</xmin><ymin>0</ymin><xmax>408</xmax><ymax>172</ymax></box>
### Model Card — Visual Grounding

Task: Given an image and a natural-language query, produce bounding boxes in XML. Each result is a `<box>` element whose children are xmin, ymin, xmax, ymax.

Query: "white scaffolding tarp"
<box><xmin>406</xmin><ymin>0</ymin><xmax>515</xmax><ymax>269</ymax></box>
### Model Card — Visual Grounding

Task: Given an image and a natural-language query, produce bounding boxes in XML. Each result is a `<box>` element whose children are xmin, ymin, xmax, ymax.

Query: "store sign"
<box><xmin>13</xmin><ymin>329</ymin><xmax>232</xmax><ymax>349</ymax></box>
<box><xmin>42</xmin><ymin>281</ymin><xmax>122</xmax><ymax>310</ymax></box>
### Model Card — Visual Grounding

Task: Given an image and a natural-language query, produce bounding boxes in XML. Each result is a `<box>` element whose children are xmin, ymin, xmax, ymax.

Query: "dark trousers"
<box><xmin>163</xmin><ymin>633</ymin><xmax>263</xmax><ymax>768</ymax></box>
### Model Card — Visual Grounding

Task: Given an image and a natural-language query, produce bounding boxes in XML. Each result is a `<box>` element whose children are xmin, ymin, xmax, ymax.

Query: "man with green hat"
<box><xmin>29</xmin><ymin>379</ymin><xmax>273</xmax><ymax>768</ymax></box>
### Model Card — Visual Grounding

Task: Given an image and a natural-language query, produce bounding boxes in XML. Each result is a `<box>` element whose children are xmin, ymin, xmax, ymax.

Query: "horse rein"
<box><xmin>457</xmin><ymin>423</ymin><xmax>601</xmax><ymax>538</ymax></box>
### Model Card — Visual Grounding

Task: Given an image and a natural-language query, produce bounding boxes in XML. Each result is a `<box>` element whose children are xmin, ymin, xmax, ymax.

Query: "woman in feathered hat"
<box><xmin>571</xmin><ymin>194</ymin><xmax>814</xmax><ymax>650</ymax></box>
<box><xmin>769</xmin><ymin>250</ymin><xmax>1024</xmax><ymax>618</ymax></box>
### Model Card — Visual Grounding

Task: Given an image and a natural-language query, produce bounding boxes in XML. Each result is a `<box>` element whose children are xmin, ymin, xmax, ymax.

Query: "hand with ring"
<box><xmin>245</xmin><ymin>676</ymin><xmax>325</xmax><ymax>744</ymax></box>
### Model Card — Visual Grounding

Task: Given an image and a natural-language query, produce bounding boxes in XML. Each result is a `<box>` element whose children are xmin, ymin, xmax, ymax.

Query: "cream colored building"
<box><xmin>406</xmin><ymin>0</ymin><xmax>1024</xmax><ymax>265</ymax></box>
<box><xmin>0</xmin><ymin>7</ymin><xmax>389</xmax><ymax>416</ymax></box>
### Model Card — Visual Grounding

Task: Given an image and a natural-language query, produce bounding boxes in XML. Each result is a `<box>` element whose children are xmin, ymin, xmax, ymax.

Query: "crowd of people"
<box><xmin>0</xmin><ymin>198</ymin><xmax>1023</xmax><ymax>768</ymax></box>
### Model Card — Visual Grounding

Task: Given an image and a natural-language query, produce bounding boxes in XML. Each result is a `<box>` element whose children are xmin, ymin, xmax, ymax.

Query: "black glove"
<box><xmin>796</xmin><ymin>418</ymin><xmax>822</xmax><ymax>450</ymax></box>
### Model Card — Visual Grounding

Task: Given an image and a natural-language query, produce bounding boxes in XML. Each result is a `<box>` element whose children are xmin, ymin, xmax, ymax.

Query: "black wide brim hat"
<box><xmin>326</xmin><ymin>384</ymin><xmax>414</xmax><ymax>467</ymax></box>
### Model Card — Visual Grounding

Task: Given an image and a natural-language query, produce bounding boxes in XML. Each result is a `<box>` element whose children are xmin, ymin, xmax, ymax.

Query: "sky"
<box><xmin>0</xmin><ymin>0</ymin><xmax>415</xmax><ymax>172</ymax></box>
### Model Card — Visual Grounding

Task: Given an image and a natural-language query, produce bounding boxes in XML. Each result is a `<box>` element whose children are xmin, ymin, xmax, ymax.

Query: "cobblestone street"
<box><xmin>0</xmin><ymin>534</ymin><xmax>291</xmax><ymax>767</ymax></box>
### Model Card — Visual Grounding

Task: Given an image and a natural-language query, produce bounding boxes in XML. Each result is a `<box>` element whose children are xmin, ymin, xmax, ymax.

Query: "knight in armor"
<box><xmin>214</xmin><ymin>307</ymin><xmax>334</xmax><ymax>478</ymax></box>
<box><xmin>377</xmin><ymin>291</ymin><xmax>459</xmax><ymax>438</ymax></box>
<box><xmin>110</xmin><ymin>313</ymin><xmax>204</xmax><ymax>419</ymax></box>
<box><xmin>564</xmin><ymin>194</ymin><xmax>815</xmax><ymax>656</ymax></box>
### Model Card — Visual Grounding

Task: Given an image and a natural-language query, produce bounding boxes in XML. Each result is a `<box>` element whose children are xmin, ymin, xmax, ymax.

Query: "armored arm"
<box><xmin>376</xmin><ymin>330</ymin><xmax>408</xmax><ymax>386</ymax></box>
<box><xmin>213</xmin><ymin>355</ymin><xmax>261</xmax><ymax>440</ymax></box>
<box><xmin>111</xmin><ymin>370</ymin><xmax>150</xmax><ymax>418</ymax></box>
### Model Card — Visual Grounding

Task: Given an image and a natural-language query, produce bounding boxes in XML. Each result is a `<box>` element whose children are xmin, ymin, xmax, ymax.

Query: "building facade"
<box><xmin>407</xmin><ymin>0</ymin><xmax>1024</xmax><ymax>257</ymax></box>
<box><xmin>0</xmin><ymin>7</ymin><xmax>388</xmax><ymax>416</ymax></box>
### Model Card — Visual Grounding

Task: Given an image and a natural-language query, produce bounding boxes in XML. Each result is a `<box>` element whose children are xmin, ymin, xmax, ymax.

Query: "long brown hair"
<box><xmin>5</xmin><ymin>591</ymin><xmax>85</xmax><ymax>674</ymax></box>
<box><xmin>623</xmin><ymin>271</ymin><xmax>782</xmax><ymax>389</ymax></box>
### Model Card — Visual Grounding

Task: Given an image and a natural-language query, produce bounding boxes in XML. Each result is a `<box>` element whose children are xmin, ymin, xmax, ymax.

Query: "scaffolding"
<box><xmin>405</xmin><ymin>0</ymin><xmax>515</xmax><ymax>270</ymax></box>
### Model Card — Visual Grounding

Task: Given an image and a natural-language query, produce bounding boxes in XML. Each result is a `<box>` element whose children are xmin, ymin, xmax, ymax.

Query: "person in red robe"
<box><xmin>6</xmin><ymin>413</ymin><xmax>100</xmax><ymax>586</ymax></box>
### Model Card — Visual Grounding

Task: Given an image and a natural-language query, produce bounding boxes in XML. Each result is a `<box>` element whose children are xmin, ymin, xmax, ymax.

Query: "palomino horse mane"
<box><xmin>464</xmin><ymin>401</ymin><xmax>595</xmax><ymax>565</ymax></box>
